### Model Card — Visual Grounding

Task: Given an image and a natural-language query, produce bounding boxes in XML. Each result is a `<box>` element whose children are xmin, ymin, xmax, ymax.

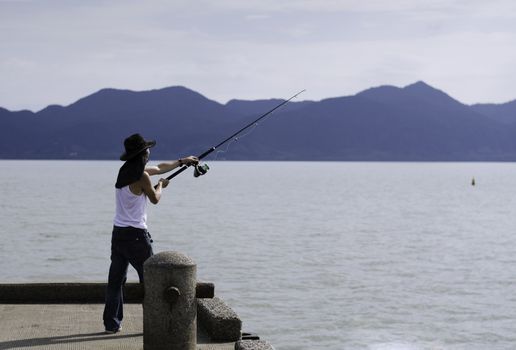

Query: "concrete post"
<box><xmin>143</xmin><ymin>251</ymin><xmax>197</xmax><ymax>350</ymax></box>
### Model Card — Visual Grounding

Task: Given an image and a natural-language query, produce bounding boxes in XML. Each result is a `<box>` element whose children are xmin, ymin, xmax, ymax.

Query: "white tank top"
<box><xmin>113</xmin><ymin>186</ymin><xmax>148</xmax><ymax>229</ymax></box>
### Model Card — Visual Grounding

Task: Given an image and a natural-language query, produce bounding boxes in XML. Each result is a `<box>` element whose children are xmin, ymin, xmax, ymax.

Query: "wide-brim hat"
<box><xmin>120</xmin><ymin>133</ymin><xmax>156</xmax><ymax>161</ymax></box>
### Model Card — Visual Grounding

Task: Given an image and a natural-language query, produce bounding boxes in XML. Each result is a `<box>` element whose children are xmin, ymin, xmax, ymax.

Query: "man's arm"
<box><xmin>146</xmin><ymin>156</ymin><xmax>199</xmax><ymax>176</ymax></box>
<box><xmin>145</xmin><ymin>160</ymin><xmax>181</xmax><ymax>176</ymax></box>
<box><xmin>140</xmin><ymin>172</ymin><xmax>168</xmax><ymax>204</ymax></box>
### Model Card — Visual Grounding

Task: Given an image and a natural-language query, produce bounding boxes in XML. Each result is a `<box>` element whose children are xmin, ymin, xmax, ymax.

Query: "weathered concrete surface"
<box><xmin>235</xmin><ymin>340</ymin><xmax>275</xmax><ymax>350</ymax></box>
<box><xmin>0</xmin><ymin>304</ymin><xmax>235</xmax><ymax>350</ymax></box>
<box><xmin>198</xmin><ymin>297</ymin><xmax>241</xmax><ymax>342</ymax></box>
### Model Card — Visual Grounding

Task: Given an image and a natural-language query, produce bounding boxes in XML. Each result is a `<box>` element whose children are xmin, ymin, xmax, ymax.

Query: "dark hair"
<box><xmin>115</xmin><ymin>151</ymin><xmax>147</xmax><ymax>188</ymax></box>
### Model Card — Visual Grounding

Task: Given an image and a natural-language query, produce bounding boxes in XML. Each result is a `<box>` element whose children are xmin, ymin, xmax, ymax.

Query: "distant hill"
<box><xmin>470</xmin><ymin>100</ymin><xmax>516</xmax><ymax>124</ymax></box>
<box><xmin>225</xmin><ymin>98</ymin><xmax>314</xmax><ymax>117</ymax></box>
<box><xmin>1</xmin><ymin>82</ymin><xmax>516</xmax><ymax>160</ymax></box>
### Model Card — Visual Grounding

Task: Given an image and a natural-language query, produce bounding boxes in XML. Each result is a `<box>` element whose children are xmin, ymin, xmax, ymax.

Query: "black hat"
<box><xmin>120</xmin><ymin>133</ymin><xmax>156</xmax><ymax>161</ymax></box>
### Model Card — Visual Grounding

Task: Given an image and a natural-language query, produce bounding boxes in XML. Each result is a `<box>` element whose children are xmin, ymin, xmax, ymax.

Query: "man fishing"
<box><xmin>103</xmin><ymin>133</ymin><xmax>198</xmax><ymax>334</ymax></box>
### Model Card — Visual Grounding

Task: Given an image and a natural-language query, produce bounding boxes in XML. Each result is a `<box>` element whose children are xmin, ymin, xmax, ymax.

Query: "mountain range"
<box><xmin>1</xmin><ymin>81</ymin><xmax>516</xmax><ymax>161</ymax></box>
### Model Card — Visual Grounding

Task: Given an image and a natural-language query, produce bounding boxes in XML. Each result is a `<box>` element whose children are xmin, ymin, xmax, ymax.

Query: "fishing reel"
<box><xmin>194</xmin><ymin>163</ymin><xmax>210</xmax><ymax>178</ymax></box>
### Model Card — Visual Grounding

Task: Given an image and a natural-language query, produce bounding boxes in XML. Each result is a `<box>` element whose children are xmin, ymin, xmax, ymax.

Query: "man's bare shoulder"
<box><xmin>128</xmin><ymin>172</ymin><xmax>151</xmax><ymax>195</ymax></box>
<box><xmin>139</xmin><ymin>171</ymin><xmax>155</xmax><ymax>190</ymax></box>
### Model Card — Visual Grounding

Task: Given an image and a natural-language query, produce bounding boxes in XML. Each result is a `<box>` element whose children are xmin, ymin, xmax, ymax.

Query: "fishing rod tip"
<box><xmin>295</xmin><ymin>89</ymin><xmax>306</xmax><ymax>97</ymax></box>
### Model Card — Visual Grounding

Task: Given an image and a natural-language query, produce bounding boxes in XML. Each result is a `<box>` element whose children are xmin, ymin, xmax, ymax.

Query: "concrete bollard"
<box><xmin>143</xmin><ymin>251</ymin><xmax>197</xmax><ymax>350</ymax></box>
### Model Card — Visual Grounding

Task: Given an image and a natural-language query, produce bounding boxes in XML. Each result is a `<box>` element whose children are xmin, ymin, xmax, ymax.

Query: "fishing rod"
<box><xmin>159</xmin><ymin>89</ymin><xmax>305</xmax><ymax>183</ymax></box>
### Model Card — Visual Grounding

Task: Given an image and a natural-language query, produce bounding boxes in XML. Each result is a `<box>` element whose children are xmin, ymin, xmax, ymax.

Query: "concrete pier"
<box><xmin>0</xmin><ymin>304</ymin><xmax>234</xmax><ymax>349</ymax></box>
<box><xmin>0</xmin><ymin>251</ymin><xmax>273</xmax><ymax>349</ymax></box>
<box><xmin>0</xmin><ymin>280</ymin><xmax>246</xmax><ymax>349</ymax></box>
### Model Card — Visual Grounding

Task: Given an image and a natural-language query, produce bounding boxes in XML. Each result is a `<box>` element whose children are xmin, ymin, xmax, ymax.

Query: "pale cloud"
<box><xmin>1</xmin><ymin>0</ymin><xmax>516</xmax><ymax>110</ymax></box>
<box><xmin>244</xmin><ymin>14</ymin><xmax>271</xmax><ymax>21</ymax></box>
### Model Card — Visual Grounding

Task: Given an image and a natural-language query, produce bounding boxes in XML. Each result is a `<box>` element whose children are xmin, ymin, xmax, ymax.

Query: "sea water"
<box><xmin>1</xmin><ymin>160</ymin><xmax>516</xmax><ymax>350</ymax></box>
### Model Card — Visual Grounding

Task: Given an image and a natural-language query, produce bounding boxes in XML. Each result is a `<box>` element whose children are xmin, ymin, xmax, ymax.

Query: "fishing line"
<box><xmin>213</xmin><ymin>99</ymin><xmax>291</xmax><ymax>160</ymax></box>
<box><xmin>157</xmin><ymin>89</ymin><xmax>305</xmax><ymax>183</ymax></box>
<box><xmin>213</xmin><ymin>121</ymin><xmax>262</xmax><ymax>160</ymax></box>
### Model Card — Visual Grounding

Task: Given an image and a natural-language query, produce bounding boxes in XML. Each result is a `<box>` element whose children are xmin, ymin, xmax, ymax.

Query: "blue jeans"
<box><xmin>103</xmin><ymin>226</ymin><xmax>153</xmax><ymax>331</ymax></box>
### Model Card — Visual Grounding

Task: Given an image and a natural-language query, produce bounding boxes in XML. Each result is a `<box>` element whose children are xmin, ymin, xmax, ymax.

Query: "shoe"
<box><xmin>104</xmin><ymin>326</ymin><xmax>122</xmax><ymax>334</ymax></box>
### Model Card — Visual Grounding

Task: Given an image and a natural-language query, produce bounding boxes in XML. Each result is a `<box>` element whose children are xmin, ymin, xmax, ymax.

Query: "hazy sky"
<box><xmin>2</xmin><ymin>0</ymin><xmax>516</xmax><ymax>111</ymax></box>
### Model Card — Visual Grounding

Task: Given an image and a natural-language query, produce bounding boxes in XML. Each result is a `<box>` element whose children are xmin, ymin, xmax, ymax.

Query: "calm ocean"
<box><xmin>1</xmin><ymin>160</ymin><xmax>516</xmax><ymax>349</ymax></box>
